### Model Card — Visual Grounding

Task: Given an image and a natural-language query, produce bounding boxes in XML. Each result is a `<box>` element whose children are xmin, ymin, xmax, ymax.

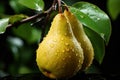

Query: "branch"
<box><xmin>57</xmin><ymin>0</ymin><xmax>62</xmax><ymax>13</ymax></box>
<box><xmin>7</xmin><ymin>13</ymin><xmax>46</xmax><ymax>28</ymax></box>
<box><xmin>39</xmin><ymin>0</ymin><xmax>57</xmax><ymax>42</ymax></box>
<box><xmin>7</xmin><ymin>0</ymin><xmax>57</xmax><ymax>28</ymax></box>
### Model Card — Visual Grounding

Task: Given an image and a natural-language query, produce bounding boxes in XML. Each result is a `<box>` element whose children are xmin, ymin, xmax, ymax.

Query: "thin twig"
<box><xmin>40</xmin><ymin>0</ymin><xmax>58</xmax><ymax>42</ymax></box>
<box><xmin>40</xmin><ymin>13</ymin><xmax>50</xmax><ymax>42</ymax></box>
<box><xmin>7</xmin><ymin>13</ymin><xmax>47</xmax><ymax>28</ymax></box>
<box><xmin>57</xmin><ymin>0</ymin><xmax>62</xmax><ymax>13</ymax></box>
<box><xmin>7</xmin><ymin>0</ymin><xmax>57</xmax><ymax>28</ymax></box>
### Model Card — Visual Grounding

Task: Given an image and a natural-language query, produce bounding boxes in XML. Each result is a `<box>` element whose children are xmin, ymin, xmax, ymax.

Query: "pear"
<box><xmin>64</xmin><ymin>10</ymin><xmax>94</xmax><ymax>70</ymax></box>
<box><xmin>36</xmin><ymin>13</ymin><xmax>84</xmax><ymax>79</ymax></box>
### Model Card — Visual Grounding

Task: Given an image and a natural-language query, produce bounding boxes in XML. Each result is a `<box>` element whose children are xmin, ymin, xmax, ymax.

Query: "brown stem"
<box><xmin>64</xmin><ymin>5</ymin><xmax>69</xmax><ymax>11</ymax></box>
<box><xmin>57</xmin><ymin>0</ymin><xmax>62</xmax><ymax>13</ymax></box>
<box><xmin>6</xmin><ymin>0</ymin><xmax>57</xmax><ymax>28</ymax></box>
<box><xmin>7</xmin><ymin>13</ymin><xmax>46</xmax><ymax>28</ymax></box>
<box><xmin>40</xmin><ymin>0</ymin><xmax>57</xmax><ymax>42</ymax></box>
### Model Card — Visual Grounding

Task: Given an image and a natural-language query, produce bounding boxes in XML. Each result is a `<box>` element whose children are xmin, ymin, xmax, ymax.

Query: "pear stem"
<box><xmin>57</xmin><ymin>0</ymin><xmax>62</xmax><ymax>13</ymax></box>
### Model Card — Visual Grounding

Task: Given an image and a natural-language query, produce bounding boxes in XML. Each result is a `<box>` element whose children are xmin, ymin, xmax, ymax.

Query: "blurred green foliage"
<box><xmin>0</xmin><ymin>0</ymin><xmax>43</xmax><ymax>77</ymax></box>
<box><xmin>107</xmin><ymin>0</ymin><xmax>120</xmax><ymax>20</ymax></box>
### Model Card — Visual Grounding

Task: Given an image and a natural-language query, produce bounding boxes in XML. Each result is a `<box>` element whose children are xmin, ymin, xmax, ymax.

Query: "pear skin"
<box><xmin>36</xmin><ymin>13</ymin><xmax>84</xmax><ymax>79</ymax></box>
<box><xmin>64</xmin><ymin>10</ymin><xmax>94</xmax><ymax>70</ymax></box>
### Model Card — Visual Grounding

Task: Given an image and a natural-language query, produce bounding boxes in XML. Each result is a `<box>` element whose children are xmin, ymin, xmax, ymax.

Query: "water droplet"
<box><xmin>57</xmin><ymin>50</ymin><xmax>59</xmax><ymax>53</ymax></box>
<box><xmin>66</xmin><ymin>48</ymin><xmax>70</xmax><ymax>52</ymax></box>
<box><xmin>76</xmin><ymin>54</ymin><xmax>78</xmax><ymax>57</ymax></box>
<box><xmin>83</xmin><ymin>39</ymin><xmax>86</xmax><ymax>42</ymax></box>
<box><xmin>72</xmin><ymin>49</ymin><xmax>75</xmax><ymax>52</ymax></box>
<box><xmin>53</xmin><ymin>39</ymin><xmax>57</xmax><ymax>42</ymax></box>
<box><xmin>65</xmin><ymin>43</ymin><xmax>69</xmax><ymax>46</ymax></box>
<box><xmin>80</xmin><ymin>15</ymin><xmax>84</xmax><ymax>18</ymax></box>
<box><xmin>93</xmin><ymin>5</ymin><xmax>96</xmax><ymax>9</ymax></box>
<box><xmin>61</xmin><ymin>38</ymin><xmax>64</xmax><ymax>41</ymax></box>
<box><xmin>50</xmin><ymin>44</ymin><xmax>54</xmax><ymax>48</ymax></box>
<box><xmin>0</xmin><ymin>32</ymin><xmax>4</xmax><ymax>34</ymax></box>
<box><xmin>64</xmin><ymin>33</ymin><xmax>67</xmax><ymax>36</ymax></box>
<box><xmin>62</xmin><ymin>50</ymin><xmax>65</xmax><ymax>53</ymax></box>
<box><xmin>97</xmin><ymin>17</ymin><xmax>100</xmax><ymax>21</ymax></box>
<box><xmin>100</xmin><ymin>33</ymin><xmax>105</xmax><ymax>39</ymax></box>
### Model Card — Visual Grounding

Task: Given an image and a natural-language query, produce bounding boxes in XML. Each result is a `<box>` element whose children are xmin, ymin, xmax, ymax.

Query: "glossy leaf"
<box><xmin>70</xmin><ymin>2</ymin><xmax>111</xmax><ymax>45</ymax></box>
<box><xmin>63</xmin><ymin>0</ymin><xmax>80</xmax><ymax>6</ymax></box>
<box><xmin>84</xmin><ymin>26</ymin><xmax>105</xmax><ymax>64</ymax></box>
<box><xmin>19</xmin><ymin>0</ymin><xmax>44</xmax><ymax>11</ymax></box>
<box><xmin>10</xmin><ymin>0</ymin><xmax>29</xmax><ymax>13</ymax></box>
<box><xmin>107</xmin><ymin>0</ymin><xmax>120</xmax><ymax>20</ymax></box>
<box><xmin>9</xmin><ymin>14</ymin><xmax>28</xmax><ymax>24</ymax></box>
<box><xmin>0</xmin><ymin>18</ymin><xmax>9</xmax><ymax>34</ymax></box>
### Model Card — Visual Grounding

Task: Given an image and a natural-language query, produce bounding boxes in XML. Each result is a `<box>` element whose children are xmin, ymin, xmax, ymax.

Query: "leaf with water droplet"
<box><xmin>70</xmin><ymin>2</ymin><xmax>112</xmax><ymax>45</ymax></box>
<box><xmin>19</xmin><ymin>0</ymin><xmax>44</xmax><ymax>11</ymax></box>
<box><xmin>0</xmin><ymin>18</ymin><xmax>9</xmax><ymax>34</ymax></box>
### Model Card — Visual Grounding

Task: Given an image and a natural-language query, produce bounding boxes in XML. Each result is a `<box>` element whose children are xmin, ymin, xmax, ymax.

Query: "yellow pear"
<box><xmin>64</xmin><ymin>10</ymin><xmax>94</xmax><ymax>70</ymax></box>
<box><xmin>36</xmin><ymin>13</ymin><xmax>84</xmax><ymax>79</ymax></box>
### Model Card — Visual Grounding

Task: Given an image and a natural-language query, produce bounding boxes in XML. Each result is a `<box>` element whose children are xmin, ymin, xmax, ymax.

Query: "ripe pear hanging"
<box><xmin>36</xmin><ymin>13</ymin><xmax>84</xmax><ymax>79</ymax></box>
<box><xmin>64</xmin><ymin>10</ymin><xmax>94</xmax><ymax>70</ymax></box>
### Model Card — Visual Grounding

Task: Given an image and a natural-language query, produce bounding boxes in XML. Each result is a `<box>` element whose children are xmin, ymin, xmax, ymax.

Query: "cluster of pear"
<box><xmin>36</xmin><ymin>9</ymin><xmax>94</xmax><ymax>79</ymax></box>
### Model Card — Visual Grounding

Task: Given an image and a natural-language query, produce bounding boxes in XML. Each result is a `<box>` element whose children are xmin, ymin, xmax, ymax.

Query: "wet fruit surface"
<box><xmin>36</xmin><ymin>10</ymin><xmax>94</xmax><ymax>79</ymax></box>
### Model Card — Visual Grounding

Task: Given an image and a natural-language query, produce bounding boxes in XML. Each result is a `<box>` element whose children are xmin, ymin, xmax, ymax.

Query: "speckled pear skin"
<box><xmin>64</xmin><ymin>10</ymin><xmax>94</xmax><ymax>70</ymax></box>
<box><xmin>36</xmin><ymin>13</ymin><xmax>84</xmax><ymax>79</ymax></box>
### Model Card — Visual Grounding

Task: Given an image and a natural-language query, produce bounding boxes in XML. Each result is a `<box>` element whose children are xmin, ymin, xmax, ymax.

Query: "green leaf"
<box><xmin>63</xmin><ymin>0</ymin><xmax>81</xmax><ymax>6</ymax></box>
<box><xmin>0</xmin><ymin>3</ymin><xmax>5</xmax><ymax>13</ymax></box>
<box><xmin>19</xmin><ymin>66</ymin><xmax>32</xmax><ymax>74</ymax></box>
<box><xmin>70</xmin><ymin>2</ymin><xmax>112</xmax><ymax>45</ymax></box>
<box><xmin>9</xmin><ymin>14</ymin><xmax>28</xmax><ymax>24</ymax></box>
<box><xmin>85</xmin><ymin>64</ymin><xmax>101</xmax><ymax>73</ymax></box>
<box><xmin>84</xmin><ymin>26</ymin><xmax>105</xmax><ymax>64</ymax></box>
<box><xmin>12</xmin><ymin>22</ymin><xmax>41</xmax><ymax>44</ymax></box>
<box><xmin>0</xmin><ymin>18</ymin><xmax>9</xmax><ymax>34</ymax></box>
<box><xmin>19</xmin><ymin>0</ymin><xmax>44</xmax><ymax>11</ymax></box>
<box><xmin>107</xmin><ymin>0</ymin><xmax>120</xmax><ymax>20</ymax></box>
<box><xmin>10</xmin><ymin>0</ymin><xmax>30</xmax><ymax>13</ymax></box>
